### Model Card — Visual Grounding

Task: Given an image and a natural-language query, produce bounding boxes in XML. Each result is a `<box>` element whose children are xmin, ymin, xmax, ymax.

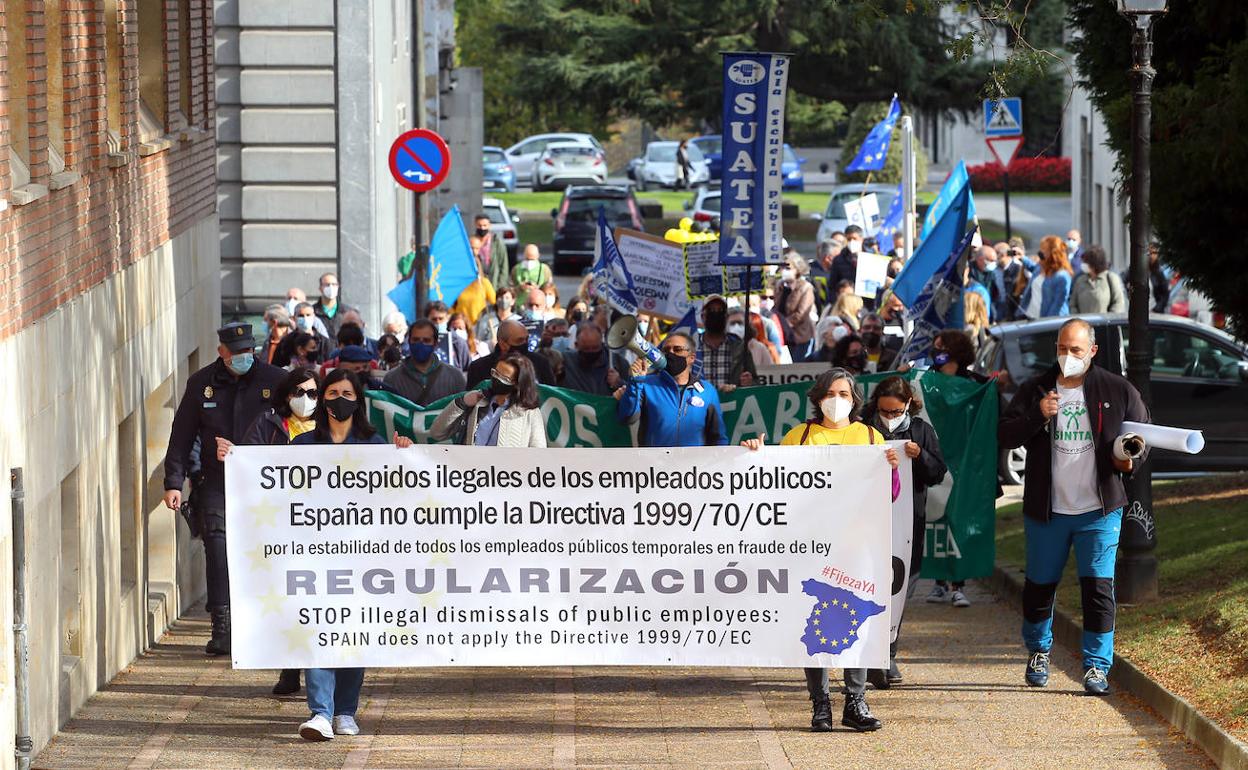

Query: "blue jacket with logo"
<box><xmin>617</xmin><ymin>371</ymin><xmax>728</xmax><ymax>447</ymax></box>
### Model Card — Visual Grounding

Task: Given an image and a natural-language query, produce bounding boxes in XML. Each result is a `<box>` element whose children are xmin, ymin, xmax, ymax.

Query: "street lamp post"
<box><xmin>1117</xmin><ymin>0</ymin><xmax>1167</xmax><ymax>604</ymax></box>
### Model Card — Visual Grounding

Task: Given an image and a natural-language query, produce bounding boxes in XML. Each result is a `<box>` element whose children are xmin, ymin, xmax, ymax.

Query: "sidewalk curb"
<box><xmin>988</xmin><ymin>563</ymin><xmax>1248</xmax><ymax>770</ymax></box>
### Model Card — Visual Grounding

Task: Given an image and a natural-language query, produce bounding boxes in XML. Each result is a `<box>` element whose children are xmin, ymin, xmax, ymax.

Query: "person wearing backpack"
<box><xmin>1070</xmin><ymin>245</ymin><xmax>1126</xmax><ymax>315</ymax></box>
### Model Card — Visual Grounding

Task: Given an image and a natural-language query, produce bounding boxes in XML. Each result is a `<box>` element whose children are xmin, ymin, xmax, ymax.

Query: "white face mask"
<box><xmin>546</xmin><ymin>295</ymin><xmax>556</xmax><ymax>308</ymax></box>
<box><xmin>296</xmin><ymin>315</ymin><xmax>314</xmax><ymax>331</ymax></box>
<box><xmin>285</xmin><ymin>298</ymin><xmax>299</xmax><ymax>316</ymax></box>
<box><xmin>289</xmin><ymin>394</ymin><xmax>317</xmax><ymax>418</ymax></box>
<box><xmin>453</xmin><ymin>328</ymin><xmax>468</xmax><ymax>341</ymax></box>
<box><xmin>847</xmin><ymin>240</ymin><xmax>862</xmax><ymax>255</ymax></box>
<box><xmin>884</xmin><ymin>410</ymin><xmax>910</xmax><ymax>433</ymax></box>
<box><xmin>1058</xmin><ymin>352</ymin><xmax>1090</xmax><ymax>378</ymax></box>
<box><xmin>820</xmin><ymin>396</ymin><xmax>853</xmax><ymax>423</ymax></box>
<box><xmin>760</xmin><ymin>298</ymin><xmax>775</xmax><ymax>312</ymax></box>
<box><xmin>322</xmin><ymin>284</ymin><xmax>339</xmax><ymax>301</ymax></box>
<box><xmin>727</xmin><ymin>322</ymin><xmax>745</xmax><ymax>338</ymax></box>
<box><xmin>1080</xmin><ymin>262</ymin><xmax>1093</xmax><ymax>275</ymax></box>
<box><xmin>781</xmin><ymin>268</ymin><xmax>796</xmax><ymax>282</ymax></box>
<box><xmin>523</xmin><ymin>258</ymin><xmax>538</xmax><ymax>269</ymax></box>
<box><xmin>982</xmin><ymin>261</ymin><xmax>998</xmax><ymax>272</ymax></box>
<box><xmin>1066</xmin><ymin>238</ymin><xmax>1080</xmax><ymax>253</ymax></box>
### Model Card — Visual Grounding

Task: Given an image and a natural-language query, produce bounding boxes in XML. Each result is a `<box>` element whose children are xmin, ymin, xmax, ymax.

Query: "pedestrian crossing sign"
<box><xmin>983</xmin><ymin>98</ymin><xmax>1023</xmax><ymax>137</ymax></box>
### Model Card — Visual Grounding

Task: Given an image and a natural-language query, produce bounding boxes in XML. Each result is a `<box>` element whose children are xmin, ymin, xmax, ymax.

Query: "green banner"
<box><xmin>366</xmin><ymin>368</ymin><xmax>997</xmax><ymax>581</ymax></box>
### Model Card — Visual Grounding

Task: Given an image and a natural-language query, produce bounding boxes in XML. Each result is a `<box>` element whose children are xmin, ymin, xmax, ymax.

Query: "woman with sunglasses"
<box><xmin>430</xmin><ymin>353</ymin><xmax>547</xmax><ymax>447</ymax></box>
<box><xmin>741</xmin><ymin>367</ymin><xmax>899</xmax><ymax>733</ymax></box>
<box><xmin>216</xmin><ymin>367</ymin><xmax>321</xmax><ymax>696</ymax></box>
<box><xmin>287</xmin><ymin>369</ymin><xmax>393</xmax><ymax>741</ymax></box>
<box><xmin>861</xmin><ymin>376</ymin><xmax>946</xmax><ymax>689</ymax></box>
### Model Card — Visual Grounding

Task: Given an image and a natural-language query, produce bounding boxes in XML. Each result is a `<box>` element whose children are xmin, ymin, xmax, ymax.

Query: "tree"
<box><xmin>837</xmin><ymin>101</ymin><xmax>929</xmax><ymax>185</ymax></box>
<box><xmin>1068</xmin><ymin>0</ymin><xmax>1248</xmax><ymax>333</ymax></box>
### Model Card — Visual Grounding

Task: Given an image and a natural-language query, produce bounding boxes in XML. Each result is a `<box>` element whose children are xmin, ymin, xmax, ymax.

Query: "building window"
<box><xmin>104</xmin><ymin>0</ymin><xmax>123</xmax><ymax>151</ymax></box>
<box><xmin>137</xmin><ymin>0</ymin><xmax>168</xmax><ymax>140</ymax></box>
<box><xmin>177</xmin><ymin>0</ymin><xmax>192</xmax><ymax>124</ymax></box>
<box><xmin>5</xmin><ymin>1</ymin><xmax>31</xmax><ymax>187</ymax></box>
<box><xmin>46</xmin><ymin>0</ymin><xmax>66</xmax><ymax>173</ymax></box>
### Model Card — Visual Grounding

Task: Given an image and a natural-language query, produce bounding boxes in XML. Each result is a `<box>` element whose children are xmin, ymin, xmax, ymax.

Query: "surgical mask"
<box><xmin>522</xmin><ymin>307</ymin><xmax>541</xmax><ymax>321</ymax></box>
<box><xmin>289</xmin><ymin>394</ymin><xmax>316</xmax><ymax>418</ymax></box>
<box><xmin>820</xmin><ymin>396</ymin><xmax>853</xmax><ymax>423</ymax></box>
<box><xmin>325</xmin><ymin>396</ymin><xmax>357</xmax><ymax>422</ymax></box>
<box><xmin>552</xmin><ymin>336</ymin><xmax>574</xmax><ymax>354</ymax></box>
<box><xmin>546</xmin><ymin>295</ymin><xmax>556</xmax><ymax>308</ymax></box>
<box><xmin>1081</xmin><ymin>262</ymin><xmax>1093</xmax><ymax>275</ymax></box>
<box><xmin>781</xmin><ymin>268</ymin><xmax>796</xmax><ymax>282</ymax></box>
<box><xmin>760</xmin><ymin>298</ymin><xmax>775</xmax><ymax>312</ymax></box>
<box><xmin>1059</xmin><ymin>352</ymin><xmax>1089</xmax><ymax>378</ymax></box>
<box><xmin>453</xmin><ymin>328</ymin><xmax>469</xmax><ymax>342</ymax></box>
<box><xmin>435</xmin><ymin>322</ymin><xmax>448</xmax><ymax>335</ymax></box>
<box><xmin>409</xmin><ymin>342</ymin><xmax>436</xmax><ymax>363</ymax></box>
<box><xmin>322</xmin><ymin>284</ymin><xmax>339</xmax><ymax>301</ymax></box>
<box><xmin>285</xmin><ymin>299</ymin><xmax>299</xmax><ymax>316</ymax></box>
<box><xmin>1066</xmin><ymin>238</ymin><xmax>1080</xmax><ymax>253</ymax></box>
<box><xmin>831</xmin><ymin>325</ymin><xmax>849</xmax><ymax>343</ymax></box>
<box><xmin>523</xmin><ymin>258</ymin><xmax>538</xmax><ymax>269</ymax></box>
<box><xmin>847</xmin><ymin>240</ymin><xmax>862</xmax><ymax>255</ymax></box>
<box><xmin>884</xmin><ymin>413</ymin><xmax>911</xmax><ymax>433</ymax></box>
<box><xmin>226</xmin><ymin>352</ymin><xmax>254</xmax><ymax>375</ymax></box>
<box><xmin>983</xmin><ymin>262</ymin><xmax>998</xmax><ymax>272</ymax></box>
<box><xmin>296</xmin><ymin>315</ymin><xmax>314</xmax><ymax>331</ymax></box>
<box><xmin>727</xmin><ymin>322</ymin><xmax>745</xmax><ymax>338</ymax></box>
<box><xmin>933</xmin><ymin>352</ymin><xmax>951</xmax><ymax>367</ymax></box>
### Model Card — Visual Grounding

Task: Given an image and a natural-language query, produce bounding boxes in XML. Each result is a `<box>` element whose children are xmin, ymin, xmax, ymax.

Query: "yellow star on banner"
<box><xmin>283</xmin><ymin>624</ymin><xmax>315</xmax><ymax>652</ymax></box>
<box><xmin>830</xmin><ymin>639</ymin><xmax>839</xmax><ymax>648</ymax></box>
<box><xmin>249</xmin><ymin>498</ymin><xmax>282</xmax><ymax>528</ymax></box>
<box><xmin>821</xmin><ymin>601</ymin><xmax>829</xmax><ymax>609</ymax></box>
<box><xmin>851</xmin><ymin>619</ymin><xmax>859</xmax><ymax>627</ymax></box>
<box><xmin>842</xmin><ymin>637</ymin><xmax>849</xmax><ymax>645</ymax></box>
<box><xmin>812</xmin><ymin>619</ymin><xmax>820</xmax><ymax>626</ymax></box>
<box><xmin>849</xmin><ymin>629</ymin><xmax>856</xmax><ymax>636</ymax></box>
<box><xmin>814</xmin><ymin>608</ymin><xmax>822</xmax><ymax>616</ymax></box>
<box><xmin>819</xmin><ymin>636</ymin><xmax>828</xmax><ymax>645</ymax></box>
<box><xmin>849</xmin><ymin>609</ymin><xmax>857</xmax><ymax>616</ymax></box>
<box><xmin>258</xmin><ymin>590</ymin><xmax>285</xmax><ymax>616</ymax></box>
<box><xmin>247</xmin><ymin>544</ymin><xmax>272</xmax><ymax>572</ymax></box>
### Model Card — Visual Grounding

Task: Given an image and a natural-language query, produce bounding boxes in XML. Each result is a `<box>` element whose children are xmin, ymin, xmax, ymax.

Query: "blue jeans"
<box><xmin>305</xmin><ymin>668</ymin><xmax>365</xmax><ymax>720</ymax></box>
<box><xmin>1021</xmin><ymin>508</ymin><xmax>1122</xmax><ymax>672</ymax></box>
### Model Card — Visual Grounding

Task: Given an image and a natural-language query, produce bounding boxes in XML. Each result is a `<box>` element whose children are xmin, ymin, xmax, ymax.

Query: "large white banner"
<box><xmin>225</xmin><ymin>444</ymin><xmax>895</xmax><ymax>670</ymax></box>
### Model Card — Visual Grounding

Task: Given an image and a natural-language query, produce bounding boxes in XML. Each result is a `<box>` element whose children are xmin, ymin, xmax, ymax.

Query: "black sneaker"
<box><xmin>1025</xmin><ymin>651</ymin><xmax>1050</xmax><ymax>687</ymax></box>
<box><xmin>1083</xmin><ymin>667</ymin><xmax>1110</xmax><ymax>696</ymax></box>
<box><xmin>841</xmin><ymin>693</ymin><xmax>882</xmax><ymax>732</ymax></box>
<box><xmin>810</xmin><ymin>697</ymin><xmax>833</xmax><ymax>732</ymax></box>
<box><xmin>866</xmin><ymin>668</ymin><xmax>891</xmax><ymax>690</ymax></box>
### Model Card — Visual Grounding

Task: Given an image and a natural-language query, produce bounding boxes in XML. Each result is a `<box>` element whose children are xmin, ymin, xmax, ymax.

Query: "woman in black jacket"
<box><xmin>863</xmin><ymin>375</ymin><xmax>947</xmax><ymax>686</ymax></box>
<box><xmin>227</xmin><ymin>367</ymin><xmax>320</xmax><ymax>695</ymax></box>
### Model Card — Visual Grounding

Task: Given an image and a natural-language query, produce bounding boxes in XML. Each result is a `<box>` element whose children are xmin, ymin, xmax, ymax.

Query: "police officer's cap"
<box><xmin>218</xmin><ymin>322</ymin><xmax>256</xmax><ymax>353</ymax></box>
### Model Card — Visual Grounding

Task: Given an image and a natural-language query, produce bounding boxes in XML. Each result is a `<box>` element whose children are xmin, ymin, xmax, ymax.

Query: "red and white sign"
<box><xmin>388</xmin><ymin>129</ymin><xmax>451</xmax><ymax>193</ymax></box>
<box><xmin>985</xmin><ymin>135</ymin><xmax>1025</xmax><ymax>169</ymax></box>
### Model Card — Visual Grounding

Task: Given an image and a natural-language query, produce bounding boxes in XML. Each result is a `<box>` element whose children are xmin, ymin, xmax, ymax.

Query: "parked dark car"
<box><xmin>550</xmin><ymin>185</ymin><xmax>644</xmax><ymax>275</ymax></box>
<box><xmin>973</xmin><ymin>314</ymin><xmax>1248</xmax><ymax>484</ymax></box>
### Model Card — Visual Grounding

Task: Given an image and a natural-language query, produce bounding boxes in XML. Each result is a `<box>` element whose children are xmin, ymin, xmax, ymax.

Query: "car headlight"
<box><xmin>787</xmin><ymin>170</ymin><xmax>801</xmax><ymax>178</ymax></box>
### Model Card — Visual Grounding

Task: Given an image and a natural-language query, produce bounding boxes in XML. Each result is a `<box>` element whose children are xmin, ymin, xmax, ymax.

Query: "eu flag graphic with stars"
<box><xmin>845</xmin><ymin>95</ymin><xmax>901</xmax><ymax>173</ymax></box>
<box><xmin>800</xmin><ymin>579</ymin><xmax>886</xmax><ymax>655</ymax></box>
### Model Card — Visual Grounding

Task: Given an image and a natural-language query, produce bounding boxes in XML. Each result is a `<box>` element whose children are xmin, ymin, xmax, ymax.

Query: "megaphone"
<box><xmin>608</xmin><ymin>315</ymin><xmax>667</xmax><ymax>372</ymax></box>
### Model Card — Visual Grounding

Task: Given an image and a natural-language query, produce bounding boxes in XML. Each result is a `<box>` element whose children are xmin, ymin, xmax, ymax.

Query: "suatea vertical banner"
<box><xmin>719</xmin><ymin>52</ymin><xmax>790</xmax><ymax>266</ymax></box>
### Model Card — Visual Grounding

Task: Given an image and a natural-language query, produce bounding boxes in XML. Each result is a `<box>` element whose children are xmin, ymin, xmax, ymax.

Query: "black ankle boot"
<box><xmin>205</xmin><ymin>606</ymin><xmax>231</xmax><ymax>656</ymax></box>
<box><xmin>810</xmin><ymin>696</ymin><xmax>833</xmax><ymax>732</ymax></box>
<box><xmin>272</xmin><ymin>668</ymin><xmax>301</xmax><ymax>695</ymax></box>
<box><xmin>842</xmin><ymin>693</ymin><xmax>882</xmax><ymax>732</ymax></box>
<box><xmin>866</xmin><ymin>668</ymin><xmax>891</xmax><ymax>690</ymax></box>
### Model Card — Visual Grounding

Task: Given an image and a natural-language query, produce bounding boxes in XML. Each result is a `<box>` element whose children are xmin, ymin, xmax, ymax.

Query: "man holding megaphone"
<box><xmin>613</xmin><ymin>326</ymin><xmax>728</xmax><ymax>448</ymax></box>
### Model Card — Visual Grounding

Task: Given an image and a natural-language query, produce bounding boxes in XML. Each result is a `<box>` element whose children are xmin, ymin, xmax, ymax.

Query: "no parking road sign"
<box><xmin>388</xmin><ymin>129</ymin><xmax>451</xmax><ymax>193</ymax></box>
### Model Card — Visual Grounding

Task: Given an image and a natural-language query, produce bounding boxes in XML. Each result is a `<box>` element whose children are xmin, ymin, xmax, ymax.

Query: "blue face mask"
<box><xmin>409</xmin><ymin>342</ymin><xmax>436</xmax><ymax>363</ymax></box>
<box><xmin>551</xmin><ymin>336</ymin><xmax>574</xmax><ymax>354</ymax></box>
<box><xmin>296</xmin><ymin>316</ymin><xmax>314</xmax><ymax>331</ymax></box>
<box><xmin>227</xmin><ymin>351</ymin><xmax>254</xmax><ymax>375</ymax></box>
<box><xmin>933</xmin><ymin>352</ymin><xmax>951</xmax><ymax>367</ymax></box>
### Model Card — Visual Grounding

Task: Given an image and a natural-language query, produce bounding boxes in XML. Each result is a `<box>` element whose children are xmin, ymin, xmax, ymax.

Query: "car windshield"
<box><xmin>699</xmin><ymin>194</ymin><xmax>721</xmax><ymax>213</ymax></box>
<box><xmin>567</xmin><ymin>197</ymin><xmax>632</xmax><ymax>222</ymax></box>
<box><xmin>483</xmin><ymin>205</ymin><xmax>509</xmax><ymax>225</ymax></box>
<box><xmin>648</xmin><ymin>144</ymin><xmax>705</xmax><ymax>162</ymax></box>
<box><xmin>693</xmin><ymin>137</ymin><xmax>722</xmax><ymax>154</ymax></box>
<box><xmin>824</xmin><ymin>190</ymin><xmax>895</xmax><ymax>219</ymax></box>
<box><xmin>783</xmin><ymin>146</ymin><xmax>798</xmax><ymax>164</ymax></box>
<box><xmin>550</xmin><ymin>146</ymin><xmax>596</xmax><ymax>157</ymax></box>
<box><xmin>483</xmin><ymin>149</ymin><xmax>506</xmax><ymax>164</ymax></box>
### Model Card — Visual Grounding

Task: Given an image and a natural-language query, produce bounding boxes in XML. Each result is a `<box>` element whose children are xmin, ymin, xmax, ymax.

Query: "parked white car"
<box><xmin>814</xmin><ymin>183</ymin><xmax>898</xmax><ymax>243</ymax></box>
<box><xmin>504</xmin><ymin>133</ymin><xmax>602</xmax><ymax>185</ymax></box>
<box><xmin>682</xmin><ymin>186</ymin><xmax>721</xmax><ymax>225</ymax></box>
<box><xmin>531</xmin><ymin>143</ymin><xmax>607</xmax><ymax>191</ymax></box>
<box><xmin>482</xmin><ymin>196</ymin><xmax>520</xmax><ymax>261</ymax></box>
<box><xmin>634</xmin><ymin>141</ymin><xmax>710</xmax><ymax>191</ymax></box>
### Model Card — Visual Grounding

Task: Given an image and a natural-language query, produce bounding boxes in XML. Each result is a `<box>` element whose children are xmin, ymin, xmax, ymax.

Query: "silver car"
<box><xmin>814</xmin><ymin>183</ymin><xmax>899</xmax><ymax>243</ymax></box>
<box><xmin>531</xmin><ymin>143</ymin><xmax>607</xmax><ymax>191</ymax></box>
<box><xmin>634</xmin><ymin>141</ymin><xmax>709</xmax><ymax>191</ymax></box>
<box><xmin>503</xmin><ymin>133</ymin><xmax>602</xmax><ymax>185</ymax></box>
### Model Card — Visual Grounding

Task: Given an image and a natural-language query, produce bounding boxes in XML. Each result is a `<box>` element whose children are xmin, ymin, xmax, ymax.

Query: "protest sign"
<box><xmin>684</xmin><ymin>240</ymin><xmax>725</xmax><ymax>300</ymax></box>
<box><xmin>843</xmin><ymin>193</ymin><xmax>880</xmax><ymax>233</ymax></box>
<box><xmin>853</xmin><ymin>252</ymin><xmax>891</xmax><ymax>300</ymax></box>
<box><xmin>753</xmin><ymin>363</ymin><xmax>832</xmax><ymax>386</ymax></box>
<box><xmin>225</xmin><ymin>444</ymin><xmax>894</xmax><ymax>669</ymax></box>
<box><xmin>616</xmin><ymin>229</ymin><xmax>695</xmax><ymax>321</ymax></box>
<box><xmin>366</xmin><ymin>366</ymin><xmax>998</xmax><ymax>582</ymax></box>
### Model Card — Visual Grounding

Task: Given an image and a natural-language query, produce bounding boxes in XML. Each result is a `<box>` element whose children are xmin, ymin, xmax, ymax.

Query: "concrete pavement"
<box><xmin>35</xmin><ymin>580</ymin><xmax>1209</xmax><ymax>769</ymax></box>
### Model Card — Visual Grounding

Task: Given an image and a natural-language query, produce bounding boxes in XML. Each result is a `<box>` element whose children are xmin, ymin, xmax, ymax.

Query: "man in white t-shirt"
<box><xmin>999</xmin><ymin>319</ymin><xmax>1150</xmax><ymax>695</ymax></box>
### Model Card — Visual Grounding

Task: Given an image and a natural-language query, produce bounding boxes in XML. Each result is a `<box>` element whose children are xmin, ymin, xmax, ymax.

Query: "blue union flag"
<box><xmin>800</xmin><ymin>579</ymin><xmax>886</xmax><ymax>656</ymax></box>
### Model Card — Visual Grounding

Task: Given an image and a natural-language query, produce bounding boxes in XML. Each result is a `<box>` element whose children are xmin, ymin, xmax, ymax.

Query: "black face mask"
<box><xmin>568</xmin><ymin>310</ymin><xmax>584</xmax><ymax>324</ymax></box>
<box><xmin>577</xmin><ymin>350</ymin><xmax>602</xmax><ymax>368</ymax></box>
<box><xmin>664</xmin><ymin>355</ymin><xmax>688</xmax><ymax>377</ymax></box>
<box><xmin>848</xmin><ymin>353</ymin><xmax>867</xmax><ymax>370</ymax></box>
<box><xmin>704</xmin><ymin>310</ymin><xmax>727</xmax><ymax>334</ymax></box>
<box><xmin>475</xmin><ymin>227</ymin><xmax>490</xmax><ymax>237</ymax></box>
<box><xmin>861</xmin><ymin>332</ymin><xmax>882</xmax><ymax>349</ymax></box>
<box><xmin>489</xmin><ymin>378</ymin><xmax>515</xmax><ymax>396</ymax></box>
<box><xmin>325</xmin><ymin>396</ymin><xmax>358</xmax><ymax>422</ymax></box>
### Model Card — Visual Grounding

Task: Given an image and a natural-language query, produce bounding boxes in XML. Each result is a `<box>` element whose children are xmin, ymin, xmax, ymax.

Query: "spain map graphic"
<box><xmin>800</xmin><ymin>579</ymin><xmax>887</xmax><ymax>655</ymax></box>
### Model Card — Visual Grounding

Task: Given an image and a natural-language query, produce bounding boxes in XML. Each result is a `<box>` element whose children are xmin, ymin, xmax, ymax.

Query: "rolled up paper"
<box><xmin>1121</xmin><ymin>421</ymin><xmax>1205</xmax><ymax>455</ymax></box>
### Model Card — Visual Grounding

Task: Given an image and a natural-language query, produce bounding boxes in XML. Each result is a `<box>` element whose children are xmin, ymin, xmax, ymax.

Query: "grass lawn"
<box><xmin>996</xmin><ymin>473</ymin><xmax>1248</xmax><ymax>742</ymax></box>
<box><xmin>499</xmin><ymin>189</ymin><xmax>938</xmax><ymax>220</ymax></box>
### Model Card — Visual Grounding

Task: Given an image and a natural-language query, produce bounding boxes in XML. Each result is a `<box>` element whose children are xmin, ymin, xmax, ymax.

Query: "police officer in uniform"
<box><xmin>162</xmin><ymin>322</ymin><xmax>286</xmax><ymax>655</ymax></box>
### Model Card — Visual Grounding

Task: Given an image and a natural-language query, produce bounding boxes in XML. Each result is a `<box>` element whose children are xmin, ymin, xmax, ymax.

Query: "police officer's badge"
<box><xmin>204</xmin><ymin>385</ymin><xmax>214</xmax><ymax>398</ymax></box>
<box><xmin>262</xmin><ymin>388</ymin><xmax>271</xmax><ymax>399</ymax></box>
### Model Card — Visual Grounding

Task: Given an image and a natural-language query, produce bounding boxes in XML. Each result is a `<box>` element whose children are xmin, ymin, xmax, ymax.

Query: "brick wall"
<box><xmin>0</xmin><ymin>0</ymin><xmax>218</xmax><ymax>341</ymax></box>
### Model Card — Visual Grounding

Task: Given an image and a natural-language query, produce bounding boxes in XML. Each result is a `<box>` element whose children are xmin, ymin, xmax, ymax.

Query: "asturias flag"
<box><xmin>895</xmin><ymin>226</ymin><xmax>978</xmax><ymax>364</ymax></box>
<box><xmin>920</xmin><ymin>160</ymin><xmax>978</xmax><ymax>240</ymax></box>
<box><xmin>845</xmin><ymin>95</ymin><xmax>901</xmax><ymax>174</ymax></box>
<box><xmin>890</xmin><ymin>180</ymin><xmax>972</xmax><ymax>308</ymax></box>
<box><xmin>427</xmin><ymin>205</ymin><xmax>479</xmax><ymax>305</ymax></box>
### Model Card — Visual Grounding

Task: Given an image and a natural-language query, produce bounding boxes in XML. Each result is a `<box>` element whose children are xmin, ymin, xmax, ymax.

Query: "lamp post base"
<box><xmin>1116</xmin><ymin>551</ymin><xmax>1158</xmax><ymax>605</ymax></box>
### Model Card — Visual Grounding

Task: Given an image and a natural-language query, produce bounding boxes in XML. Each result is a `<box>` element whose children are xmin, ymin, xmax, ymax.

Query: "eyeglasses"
<box><xmin>878</xmin><ymin>407</ymin><xmax>906</xmax><ymax>419</ymax></box>
<box><xmin>489</xmin><ymin>368</ymin><xmax>515</xmax><ymax>386</ymax></box>
<box><xmin>293</xmin><ymin>387</ymin><xmax>318</xmax><ymax>398</ymax></box>
<box><xmin>663</xmin><ymin>346</ymin><xmax>691</xmax><ymax>355</ymax></box>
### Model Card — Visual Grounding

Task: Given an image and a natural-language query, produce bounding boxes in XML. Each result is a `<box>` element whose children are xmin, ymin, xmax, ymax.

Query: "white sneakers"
<box><xmin>925</xmin><ymin>585</ymin><xmax>947</xmax><ymax>603</ymax></box>
<box><xmin>298</xmin><ymin>714</ymin><xmax>361</xmax><ymax>741</ymax></box>
<box><xmin>299</xmin><ymin>714</ymin><xmax>334</xmax><ymax>741</ymax></box>
<box><xmin>951</xmin><ymin>589</ymin><xmax>972</xmax><ymax>608</ymax></box>
<box><xmin>333</xmin><ymin>715</ymin><xmax>360</xmax><ymax>736</ymax></box>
